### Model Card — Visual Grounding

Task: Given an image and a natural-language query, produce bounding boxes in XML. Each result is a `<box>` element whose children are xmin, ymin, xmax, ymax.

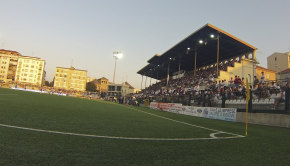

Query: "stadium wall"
<box><xmin>237</xmin><ymin>112</ymin><xmax>290</xmax><ymax>128</ymax></box>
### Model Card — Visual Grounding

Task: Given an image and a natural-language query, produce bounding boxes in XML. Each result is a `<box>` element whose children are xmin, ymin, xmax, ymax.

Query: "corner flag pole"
<box><xmin>245</xmin><ymin>78</ymin><xmax>250</xmax><ymax>136</ymax></box>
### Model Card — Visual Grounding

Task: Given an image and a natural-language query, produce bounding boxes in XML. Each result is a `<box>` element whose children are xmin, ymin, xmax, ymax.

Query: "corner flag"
<box><xmin>246</xmin><ymin>78</ymin><xmax>250</xmax><ymax>102</ymax></box>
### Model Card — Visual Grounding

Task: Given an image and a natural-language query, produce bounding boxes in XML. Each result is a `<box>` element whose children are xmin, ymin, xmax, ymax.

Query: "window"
<box><xmin>108</xmin><ymin>86</ymin><xmax>115</xmax><ymax>91</ymax></box>
<box><xmin>275</xmin><ymin>57</ymin><xmax>277</xmax><ymax>61</ymax></box>
<box><xmin>117</xmin><ymin>86</ymin><xmax>121</xmax><ymax>91</ymax></box>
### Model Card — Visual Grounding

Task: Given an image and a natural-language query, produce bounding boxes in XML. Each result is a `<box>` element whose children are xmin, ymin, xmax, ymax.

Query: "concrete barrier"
<box><xmin>237</xmin><ymin>112</ymin><xmax>290</xmax><ymax>128</ymax></box>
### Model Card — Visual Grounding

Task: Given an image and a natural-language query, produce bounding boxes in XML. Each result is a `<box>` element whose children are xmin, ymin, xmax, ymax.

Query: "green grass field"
<box><xmin>0</xmin><ymin>87</ymin><xmax>290</xmax><ymax>166</ymax></box>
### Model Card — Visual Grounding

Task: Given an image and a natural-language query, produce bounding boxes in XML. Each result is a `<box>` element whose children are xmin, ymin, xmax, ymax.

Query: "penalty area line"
<box><xmin>0</xmin><ymin>123</ymin><xmax>243</xmax><ymax>141</ymax></box>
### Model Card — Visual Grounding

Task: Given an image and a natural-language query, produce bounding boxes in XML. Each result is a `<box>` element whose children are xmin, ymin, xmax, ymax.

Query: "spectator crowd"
<box><xmin>138</xmin><ymin>66</ymin><xmax>288</xmax><ymax>108</ymax></box>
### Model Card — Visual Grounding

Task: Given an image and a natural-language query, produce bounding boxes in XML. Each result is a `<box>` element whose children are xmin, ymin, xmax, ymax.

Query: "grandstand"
<box><xmin>137</xmin><ymin>23</ymin><xmax>289</xmax><ymax>112</ymax></box>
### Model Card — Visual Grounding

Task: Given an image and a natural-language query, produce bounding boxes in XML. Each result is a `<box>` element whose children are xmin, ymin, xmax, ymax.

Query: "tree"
<box><xmin>86</xmin><ymin>81</ymin><xmax>96</xmax><ymax>92</ymax></box>
<box><xmin>49</xmin><ymin>77</ymin><xmax>55</xmax><ymax>87</ymax></box>
<box><xmin>44</xmin><ymin>81</ymin><xmax>50</xmax><ymax>86</ymax></box>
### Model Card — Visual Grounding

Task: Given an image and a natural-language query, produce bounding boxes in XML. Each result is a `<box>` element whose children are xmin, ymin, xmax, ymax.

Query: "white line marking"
<box><xmin>0</xmin><ymin>94</ymin><xmax>18</xmax><ymax>96</ymax></box>
<box><xmin>210</xmin><ymin>132</ymin><xmax>225</xmax><ymax>138</ymax></box>
<box><xmin>124</xmin><ymin>105</ymin><xmax>245</xmax><ymax>138</ymax></box>
<box><xmin>0</xmin><ymin>100</ymin><xmax>245</xmax><ymax>141</ymax></box>
<box><xmin>0</xmin><ymin>123</ymin><xmax>243</xmax><ymax>141</ymax></box>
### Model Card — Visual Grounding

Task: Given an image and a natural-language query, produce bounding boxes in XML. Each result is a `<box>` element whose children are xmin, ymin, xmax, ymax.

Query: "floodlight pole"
<box><xmin>113</xmin><ymin>51</ymin><xmax>122</xmax><ymax>83</ymax></box>
<box><xmin>216</xmin><ymin>33</ymin><xmax>220</xmax><ymax>77</ymax></box>
<box><xmin>113</xmin><ymin>56</ymin><xmax>117</xmax><ymax>83</ymax></box>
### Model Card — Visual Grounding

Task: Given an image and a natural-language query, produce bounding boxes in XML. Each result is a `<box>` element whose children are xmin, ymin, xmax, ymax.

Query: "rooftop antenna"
<box><xmin>71</xmin><ymin>59</ymin><xmax>73</xmax><ymax>67</ymax></box>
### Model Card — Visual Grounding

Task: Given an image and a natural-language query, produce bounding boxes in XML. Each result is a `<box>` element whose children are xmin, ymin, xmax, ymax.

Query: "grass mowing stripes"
<box><xmin>0</xmin><ymin>87</ymin><xmax>290</xmax><ymax>166</ymax></box>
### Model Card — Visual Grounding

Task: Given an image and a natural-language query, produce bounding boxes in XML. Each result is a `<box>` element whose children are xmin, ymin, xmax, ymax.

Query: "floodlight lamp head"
<box><xmin>187</xmin><ymin>47</ymin><xmax>190</xmax><ymax>50</ymax></box>
<box><xmin>210</xmin><ymin>34</ymin><xmax>215</xmax><ymax>38</ymax></box>
<box><xmin>113</xmin><ymin>51</ymin><xmax>123</xmax><ymax>59</ymax></box>
<box><xmin>199</xmin><ymin>40</ymin><xmax>203</xmax><ymax>44</ymax></box>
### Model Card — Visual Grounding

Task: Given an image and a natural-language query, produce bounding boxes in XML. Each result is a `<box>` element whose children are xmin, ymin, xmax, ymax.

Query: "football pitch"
<box><xmin>0</xmin><ymin>88</ymin><xmax>289</xmax><ymax>166</ymax></box>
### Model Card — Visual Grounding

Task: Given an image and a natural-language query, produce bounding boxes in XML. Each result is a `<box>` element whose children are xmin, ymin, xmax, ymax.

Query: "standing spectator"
<box><xmin>237</xmin><ymin>76</ymin><xmax>242</xmax><ymax>86</ymax></box>
<box><xmin>260</xmin><ymin>72</ymin><xmax>266</xmax><ymax>83</ymax></box>
<box><xmin>229</xmin><ymin>77</ymin><xmax>234</xmax><ymax>87</ymax></box>
<box><xmin>254</xmin><ymin>76</ymin><xmax>259</xmax><ymax>88</ymax></box>
<box><xmin>234</xmin><ymin>75</ymin><xmax>239</xmax><ymax>87</ymax></box>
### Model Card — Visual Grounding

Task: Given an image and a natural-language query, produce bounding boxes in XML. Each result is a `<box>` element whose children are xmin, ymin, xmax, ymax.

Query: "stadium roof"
<box><xmin>137</xmin><ymin>23</ymin><xmax>257</xmax><ymax>80</ymax></box>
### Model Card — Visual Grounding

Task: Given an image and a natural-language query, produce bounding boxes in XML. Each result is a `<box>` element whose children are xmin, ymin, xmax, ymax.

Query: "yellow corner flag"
<box><xmin>246</xmin><ymin>78</ymin><xmax>250</xmax><ymax>102</ymax></box>
<box><xmin>245</xmin><ymin>78</ymin><xmax>250</xmax><ymax>136</ymax></box>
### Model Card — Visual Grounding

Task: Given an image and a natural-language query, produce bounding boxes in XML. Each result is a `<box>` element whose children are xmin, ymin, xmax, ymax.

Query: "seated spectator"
<box><xmin>254</xmin><ymin>76</ymin><xmax>259</xmax><ymax>88</ymax></box>
<box><xmin>260</xmin><ymin>72</ymin><xmax>266</xmax><ymax>84</ymax></box>
<box><xmin>273</xmin><ymin>91</ymin><xmax>285</xmax><ymax>109</ymax></box>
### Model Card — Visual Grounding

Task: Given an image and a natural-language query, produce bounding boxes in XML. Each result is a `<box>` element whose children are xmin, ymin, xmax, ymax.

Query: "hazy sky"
<box><xmin>0</xmin><ymin>0</ymin><xmax>289</xmax><ymax>89</ymax></box>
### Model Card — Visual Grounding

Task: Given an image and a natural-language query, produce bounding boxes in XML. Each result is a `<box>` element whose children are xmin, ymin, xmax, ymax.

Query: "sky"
<box><xmin>0</xmin><ymin>0</ymin><xmax>290</xmax><ymax>89</ymax></box>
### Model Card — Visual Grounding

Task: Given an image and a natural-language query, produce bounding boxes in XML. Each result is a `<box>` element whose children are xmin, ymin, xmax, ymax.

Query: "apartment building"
<box><xmin>267</xmin><ymin>52</ymin><xmax>290</xmax><ymax>72</ymax></box>
<box><xmin>95</xmin><ymin>77</ymin><xmax>109</xmax><ymax>93</ymax></box>
<box><xmin>0</xmin><ymin>49</ymin><xmax>21</xmax><ymax>83</ymax></box>
<box><xmin>54</xmin><ymin>67</ymin><xmax>87</xmax><ymax>92</ymax></box>
<box><xmin>15</xmin><ymin>56</ymin><xmax>45</xmax><ymax>86</ymax></box>
<box><xmin>107</xmin><ymin>82</ymin><xmax>134</xmax><ymax>97</ymax></box>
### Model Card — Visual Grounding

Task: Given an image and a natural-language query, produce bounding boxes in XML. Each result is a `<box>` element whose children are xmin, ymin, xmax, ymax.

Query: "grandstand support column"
<box><xmin>141</xmin><ymin>75</ymin><xmax>143</xmax><ymax>90</ymax></box>
<box><xmin>150</xmin><ymin>77</ymin><xmax>152</xmax><ymax>86</ymax></box>
<box><xmin>145</xmin><ymin>76</ymin><xmax>147</xmax><ymax>88</ymax></box>
<box><xmin>167</xmin><ymin>60</ymin><xmax>170</xmax><ymax>86</ymax></box>
<box><xmin>178</xmin><ymin>54</ymin><xmax>181</xmax><ymax>79</ymax></box>
<box><xmin>216</xmin><ymin>33</ymin><xmax>220</xmax><ymax>77</ymax></box>
<box><xmin>194</xmin><ymin>50</ymin><xmax>197</xmax><ymax>77</ymax></box>
<box><xmin>178</xmin><ymin>64</ymin><xmax>181</xmax><ymax>79</ymax></box>
<box><xmin>252</xmin><ymin>50</ymin><xmax>256</xmax><ymax>60</ymax></box>
<box><xmin>157</xmin><ymin>70</ymin><xmax>159</xmax><ymax>80</ymax></box>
